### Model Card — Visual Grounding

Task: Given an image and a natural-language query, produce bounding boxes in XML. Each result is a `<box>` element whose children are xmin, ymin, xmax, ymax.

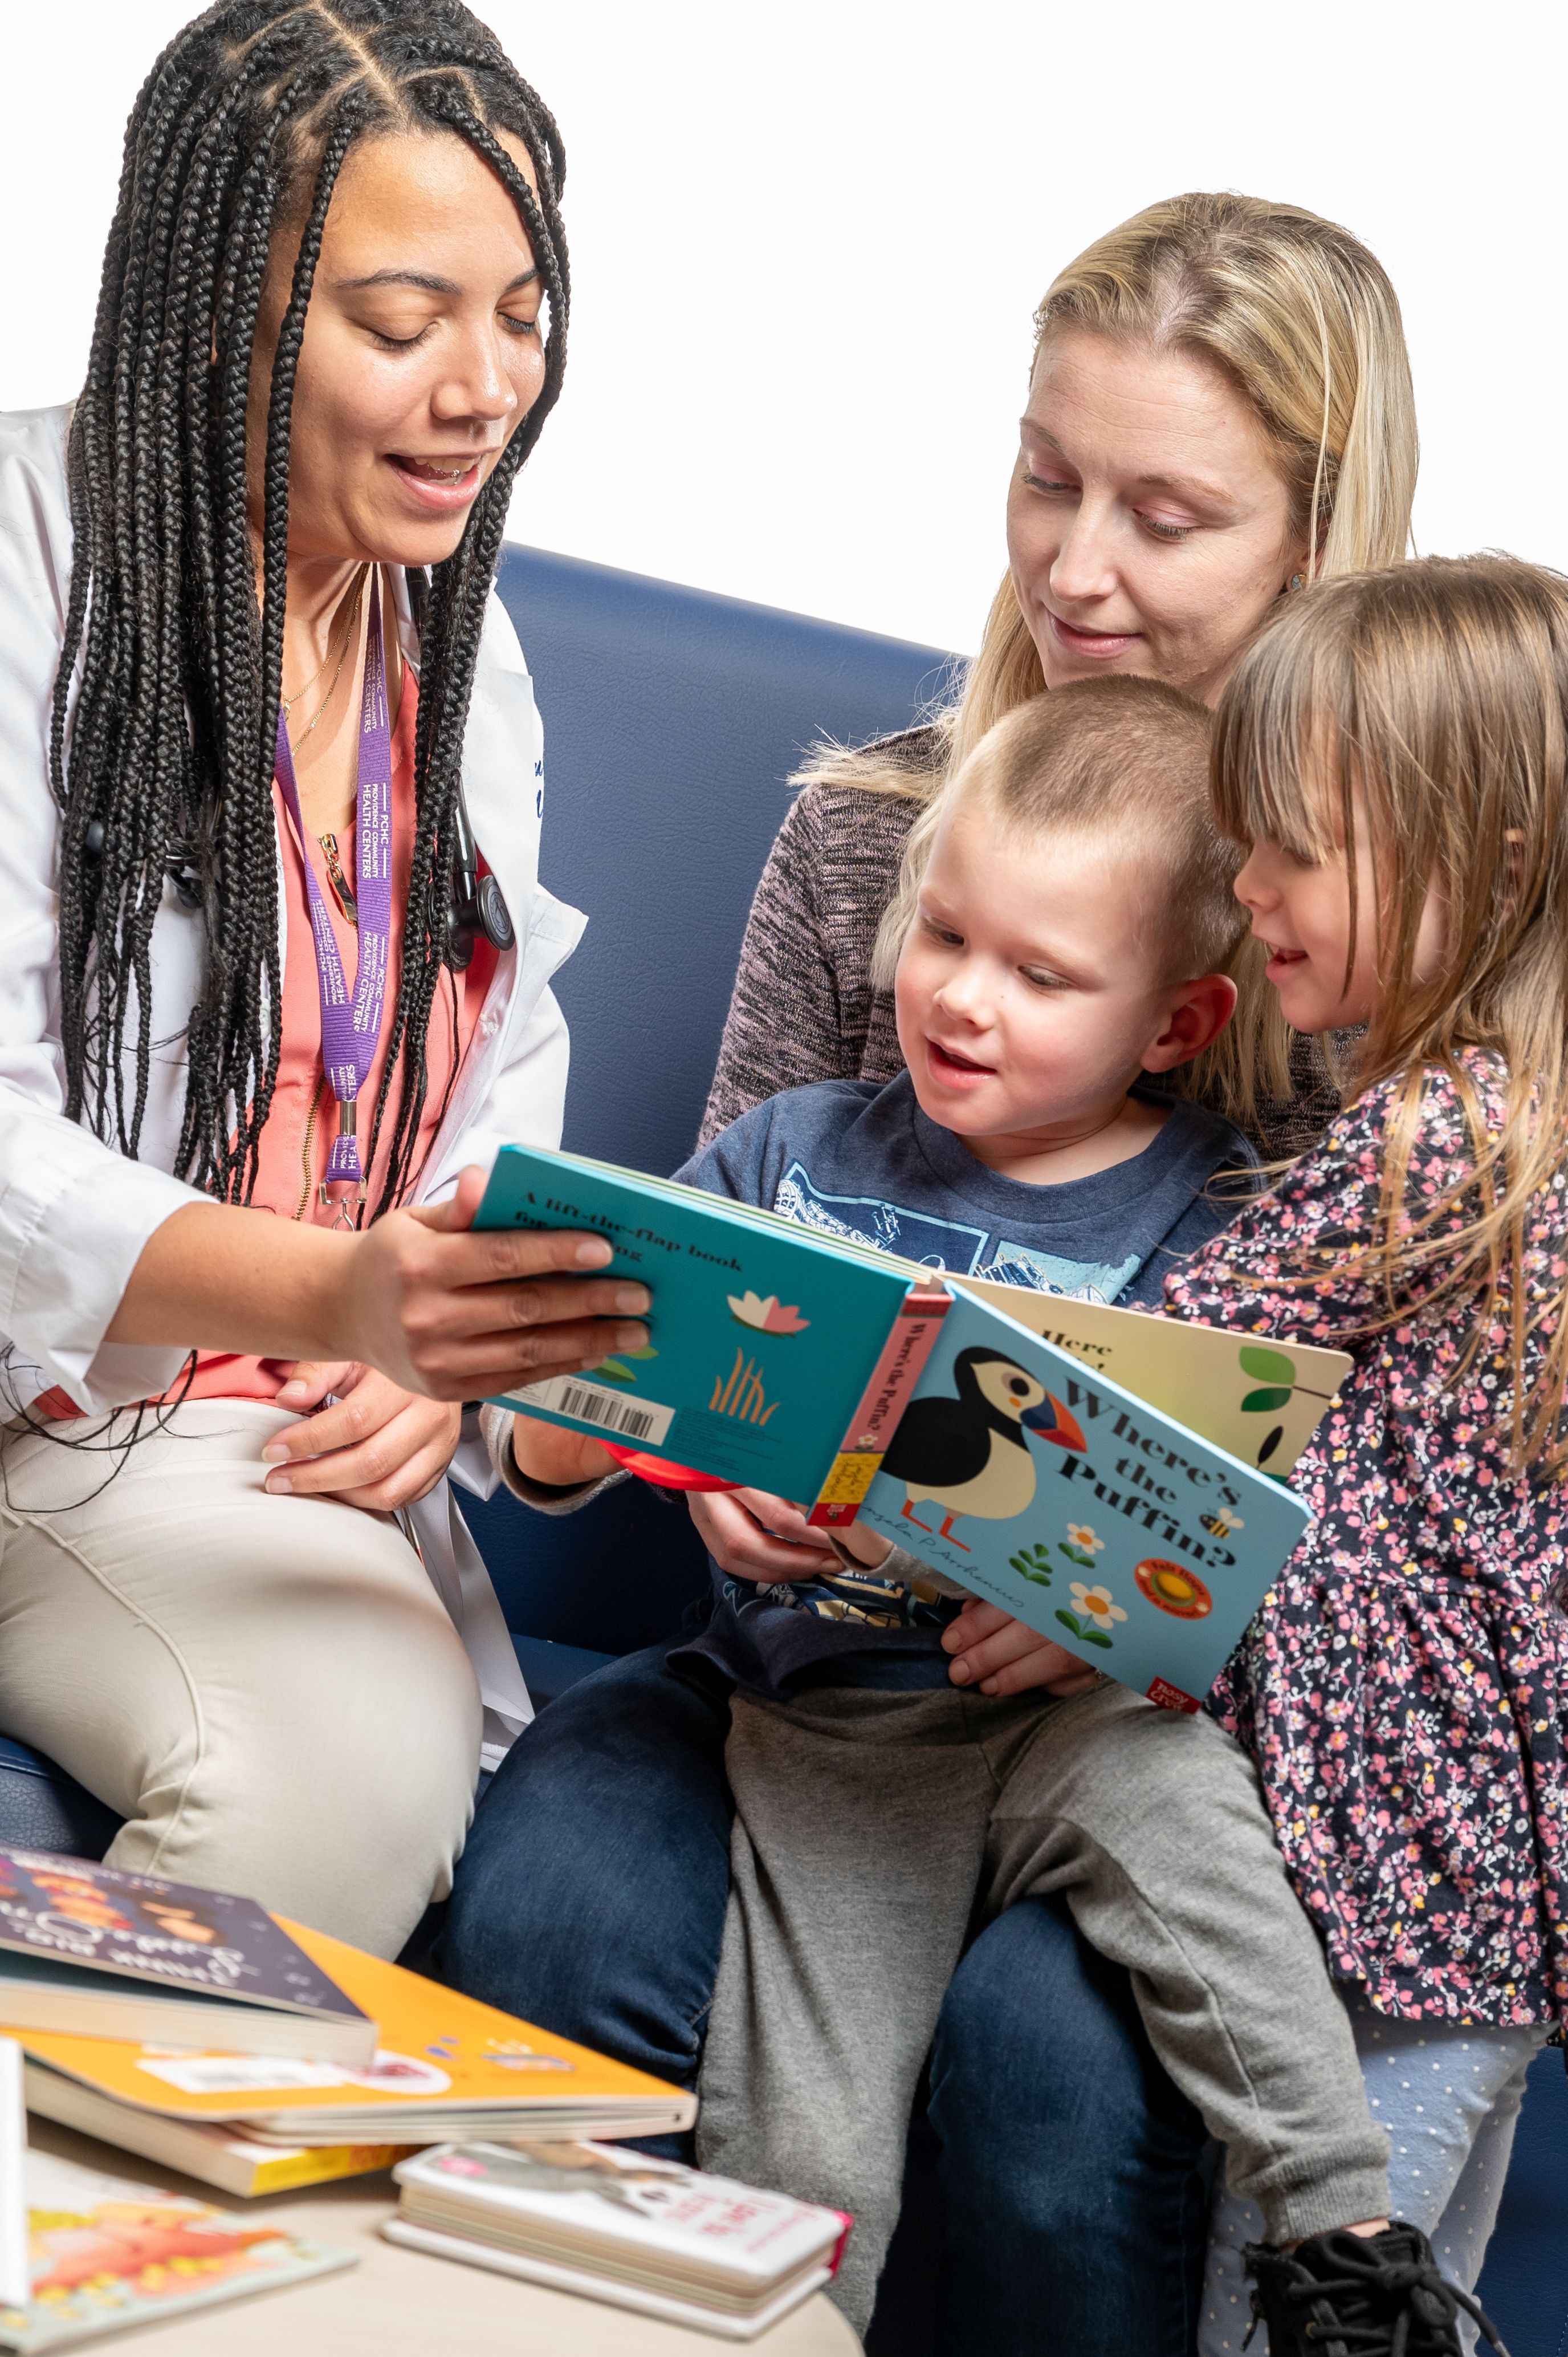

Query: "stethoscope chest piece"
<box><xmin>446</xmin><ymin>791</ymin><xmax>514</xmax><ymax>968</ymax></box>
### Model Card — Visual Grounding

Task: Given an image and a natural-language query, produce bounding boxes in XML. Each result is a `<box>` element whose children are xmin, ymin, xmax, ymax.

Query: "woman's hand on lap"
<box><xmin>688</xmin><ymin>1489</ymin><xmax>840</xmax><ymax>1583</ymax></box>
<box><xmin>943</xmin><ymin>1598</ymin><xmax>1101</xmax><ymax>1697</ymax></box>
<box><xmin>262</xmin><ymin>1362</ymin><xmax>462</xmax><ymax>1511</ymax></box>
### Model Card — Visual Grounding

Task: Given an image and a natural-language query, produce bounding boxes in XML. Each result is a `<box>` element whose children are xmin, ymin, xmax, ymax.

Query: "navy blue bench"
<box><xmin>0</xmin><ymin>546</ymin><xmax>1556</xmax><ymax>2343</ymax></box>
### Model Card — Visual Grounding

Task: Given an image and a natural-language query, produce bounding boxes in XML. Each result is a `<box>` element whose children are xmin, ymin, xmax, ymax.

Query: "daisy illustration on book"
<box><xmin>1058</xmin><ymin>1521</ymin><xmax>1105</xmax><ymax>1569</ymax></box>
<box><xmin>1056</xmin><ymin>1582</ymin><xmax>1127</xmax><ymax>1649</ymax></box>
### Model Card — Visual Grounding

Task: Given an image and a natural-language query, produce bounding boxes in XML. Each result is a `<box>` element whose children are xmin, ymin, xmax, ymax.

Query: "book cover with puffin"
<box><xmin>854</xmin><ymin>1290</ymin><xmax>1316</xmax><ymax>1710</ymax></box>
<box><xmin>478</xmin><ymin>1145</ymin><xmax>1347</xmax><ymax>1704</ymax></box>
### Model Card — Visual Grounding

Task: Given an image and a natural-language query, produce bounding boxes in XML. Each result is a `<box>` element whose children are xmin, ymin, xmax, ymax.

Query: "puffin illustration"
<box><xmin>881</xmin><ymin>1347</ymin><xmax>1063</xmax><ymax>1550</ymax></box>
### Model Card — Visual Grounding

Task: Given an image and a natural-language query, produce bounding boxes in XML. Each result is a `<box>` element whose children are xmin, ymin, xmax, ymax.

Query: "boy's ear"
<box><xmin>1139</xmin><ymin>974</ymin><xmax>1239</xmax><ymax>1073</ymax></box>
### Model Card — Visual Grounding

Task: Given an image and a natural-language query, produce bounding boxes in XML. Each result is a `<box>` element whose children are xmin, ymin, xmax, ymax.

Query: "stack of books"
<box><xmin>0</xmin><ymin>1850</ymin><xmax>693</xmax><ymax>2196</ymax></box>
<box><xmin>386</xmin><ymin>2139</ymin><xmax>851</xmax><ymax>2339</ymax></box>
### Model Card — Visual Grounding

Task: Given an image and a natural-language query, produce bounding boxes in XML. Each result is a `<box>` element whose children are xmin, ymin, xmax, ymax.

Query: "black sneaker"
<box><xmin>1245</xmin><ymin>2222</ymin><xmax>1511</xmax><ymax>2356</ymax></box>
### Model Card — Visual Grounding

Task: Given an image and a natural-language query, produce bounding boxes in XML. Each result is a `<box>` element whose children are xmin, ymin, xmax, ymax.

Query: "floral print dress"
<box><xmin>1164</xmin><ymin>1050</ymin><xmax>1568</xmax><ymax>2028</ymax></box>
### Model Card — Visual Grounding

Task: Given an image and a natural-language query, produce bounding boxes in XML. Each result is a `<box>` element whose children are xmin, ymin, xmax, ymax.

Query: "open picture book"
<box><xmin>479</xmin><ymin>1144</ymin><xmax>1350</xmax><ymax>1709</ymax></box>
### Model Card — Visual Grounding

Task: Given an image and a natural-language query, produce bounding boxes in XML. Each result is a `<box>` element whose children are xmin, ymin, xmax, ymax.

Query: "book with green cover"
<box><xmin>478</xmin><ymin>1145</ymin><xmax>1350</xmax><ymax>1707</ymax></box>
<box><xmin>477</xmin><ymin>1145</ymin><xmax>952</xmax><ymax>1498</ymax></box>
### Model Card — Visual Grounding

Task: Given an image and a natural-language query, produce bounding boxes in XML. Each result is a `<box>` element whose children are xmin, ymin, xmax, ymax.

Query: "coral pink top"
<box><xmin>42</xmin><ymin>670</ymin><xmax>496</xmax><ymax>1415</ymax></box>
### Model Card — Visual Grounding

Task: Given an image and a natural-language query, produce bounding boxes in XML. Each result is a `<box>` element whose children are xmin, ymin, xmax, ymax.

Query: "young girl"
<box><xmin>1138</xmin><ymin>550</ymin><xmax>1566</xmax><ymax>2350</ymax></box>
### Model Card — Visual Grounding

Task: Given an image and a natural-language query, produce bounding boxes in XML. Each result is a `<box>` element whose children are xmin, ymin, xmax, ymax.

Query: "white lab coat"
<box><xmin>0</xmin><ymin>405</ymin><xmax>585</xmax><ymax>1764</ymax></box>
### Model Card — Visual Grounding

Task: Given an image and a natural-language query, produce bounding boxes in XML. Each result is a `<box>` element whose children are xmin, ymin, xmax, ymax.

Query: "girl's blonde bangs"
<box><xmin>1211</xmin><ymin>617</ymin><xmax>1345</xmax><ymax>861</ymax></box>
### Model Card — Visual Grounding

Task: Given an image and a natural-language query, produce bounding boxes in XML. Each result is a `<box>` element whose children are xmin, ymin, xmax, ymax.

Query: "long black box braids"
<box><xmin>50</xmin><ymin>0</ymin><xmax>569</xmax><ymax>1216</ymax></box>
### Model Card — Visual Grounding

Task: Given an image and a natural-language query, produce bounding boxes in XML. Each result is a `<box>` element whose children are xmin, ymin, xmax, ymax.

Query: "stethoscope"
<box><xmin>156</xmin><ymin>780</ymin><xmax>512</xmax><ymax>968</ymax></box>
<box><xmin>446</xmin><ymin>788</ymin><xmax>515</xmax><ymax>967</ymax></box>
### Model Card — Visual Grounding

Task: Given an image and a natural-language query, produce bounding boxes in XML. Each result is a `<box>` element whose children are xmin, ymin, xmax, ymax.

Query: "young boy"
<box><xmin>494</xmin><ymin>679</ymin><xmax>1465</xmax><ymax>2357</ymax></box>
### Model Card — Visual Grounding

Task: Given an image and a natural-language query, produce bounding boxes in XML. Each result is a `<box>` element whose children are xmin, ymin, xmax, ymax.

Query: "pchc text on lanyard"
<box><xmin>274</xmin><ymin>578</ymin><xmax>393</xmax><ymax>1223</ymax></box>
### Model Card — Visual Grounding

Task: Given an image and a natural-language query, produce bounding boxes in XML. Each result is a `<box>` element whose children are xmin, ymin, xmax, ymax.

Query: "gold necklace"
<box><xmin>281</xmin><ymin>566</ymin><xmax>368</xmax><ymax>724</ymax></box>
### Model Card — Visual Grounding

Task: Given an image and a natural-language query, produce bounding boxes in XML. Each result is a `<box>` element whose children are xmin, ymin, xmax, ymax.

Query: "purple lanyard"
<box><xmin>273</xmin><ymin>580</ymin><xmax>394</xmax><ymax>1204</ymax></box>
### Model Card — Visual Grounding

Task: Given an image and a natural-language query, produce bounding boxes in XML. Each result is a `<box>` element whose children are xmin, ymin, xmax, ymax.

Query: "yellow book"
<box><xmin>2</xmin><ymin>1923</ymin><xmax>694</xmax><ymax>2148</ymax></box>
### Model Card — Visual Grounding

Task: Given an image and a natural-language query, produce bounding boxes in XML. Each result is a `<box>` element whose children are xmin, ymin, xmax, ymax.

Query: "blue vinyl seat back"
<box><xmin>461</xmin><ymin>546</ymin><xmax>951</xmax><ymax>1656</ymax></box>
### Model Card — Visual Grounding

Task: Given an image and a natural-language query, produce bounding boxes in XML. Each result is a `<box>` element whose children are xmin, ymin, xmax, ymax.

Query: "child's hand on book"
<box><xmin>942</xmin><ymin>1599</ymin><xmax>1103</xmax><ymax>1698</ymax></box>
<box><xmin>688</xmin><ymin>1489</ymin><xmax>841</xmax><ymax>1583</ymax></box>
<box><xmin>828</xmin><ymin>1521</ymin><xmax>894</xmax><ymax>1570</ymax></box>
<box><xmin>510</xmin><ymin>1413</ymin><xmax>619</xmax><ymax>1490</ymax></box>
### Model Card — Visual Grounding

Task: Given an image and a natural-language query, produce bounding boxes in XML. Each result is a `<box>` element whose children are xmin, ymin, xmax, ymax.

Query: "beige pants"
<box><xmin>0</xmin><ymin>1401</ymin><xmax>483</xmax><ymax>1957</ymax></box>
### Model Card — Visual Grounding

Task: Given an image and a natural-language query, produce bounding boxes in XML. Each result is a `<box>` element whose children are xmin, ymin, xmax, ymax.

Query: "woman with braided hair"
<box><xmin>0</xmin><ymin>0</ymin><xmax>650</xmax><ymax>1957</ymax></box>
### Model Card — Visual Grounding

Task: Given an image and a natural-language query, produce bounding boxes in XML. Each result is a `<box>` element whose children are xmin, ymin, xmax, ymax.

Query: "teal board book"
<box><xmin>856</xmin><ymin>1290</ymin><xmax>1313</xmax><ymax>1710</ymax></box>
<box><xmin>476</xmin><ymin>1146</ymin><xmax>950</xmax><ymax>1498</ymax></box>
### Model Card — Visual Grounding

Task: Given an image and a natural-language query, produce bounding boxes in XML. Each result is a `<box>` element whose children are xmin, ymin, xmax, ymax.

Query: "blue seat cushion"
<box><xmin>0</xmin><ymin>1738</ymin><xmax>122</xmax><ymax>1860</ymax></box>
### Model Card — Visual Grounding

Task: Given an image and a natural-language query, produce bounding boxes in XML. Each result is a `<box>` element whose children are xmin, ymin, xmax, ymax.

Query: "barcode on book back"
<box><xmin>511</xmin><ymin>1375</ymin><xmax>675</xmax><ymax>1448</ymax></box>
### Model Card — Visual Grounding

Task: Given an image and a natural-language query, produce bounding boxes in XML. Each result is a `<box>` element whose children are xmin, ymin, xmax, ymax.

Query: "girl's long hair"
<box><xmin>54</xmin><ymin>0</ymin><xmax>568</xmax><ymax>1217</ymax></box>
<box><xmin>824</xmin><ymin>192</ymin><xmax>1419</xmax><ymax>1132</ymax></box>
<box><xmin>1211</xmin><ymin>553</ymin><xmax>1568</xmax><ymax>1476</ymax></box>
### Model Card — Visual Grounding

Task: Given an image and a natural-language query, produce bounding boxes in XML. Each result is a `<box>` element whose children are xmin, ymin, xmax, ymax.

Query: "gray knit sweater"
<box><xmin>699</xmin><ymin>734</ymin><xmax>1342</xmax><ymax>1161</ymax></box>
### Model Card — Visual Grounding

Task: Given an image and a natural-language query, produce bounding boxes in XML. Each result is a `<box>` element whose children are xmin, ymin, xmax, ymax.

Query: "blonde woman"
<box><xmin>700</xmin><ymin>190</ymin><xmax>1418</xmax><ymax>1161</ymax></box>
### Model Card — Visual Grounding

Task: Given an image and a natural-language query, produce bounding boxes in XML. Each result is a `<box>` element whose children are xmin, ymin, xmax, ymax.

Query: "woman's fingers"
<box><xmin>940</xmin><ymin>1599</ymin><xmax>1013</xmax><ymax>1651</ymax></box>
<box><xmin>434</xmin><ymin>1317</ymin><xmax>651</xmax><ymax>1396</ymax></box>
<box><xmin>408</xmin><ymin>1273</ymin><xmax>651</xmax><ymax>1351</ymax></box>
<box><xmin>265</xmin><ymin>1393</ymin><xmax>462</xmax><ymax>1506</ymax></box>
<box><xmin>273</xmin><ymin>1359</ymin><xmax>356</xmax><ymax>1412</ymax></box>
<box><xmin>261</xmin><ymin>1364</ymin><xmax>462</xmax><ymax>1509</ymax></box>
<box><xmin>262</xmin><ymin>1381</ymin><xmax>380</xmax><ymax>1463</ymax></box>
<box><xmin>309</xmin><ymin>1428</ymin><xmax>458</xmax><ymax>1513</ymax></box>
<box><xmin>945</xmin><ymin>1610</ymin><xmax>1096</xmax><ymax>1696</ymax></box>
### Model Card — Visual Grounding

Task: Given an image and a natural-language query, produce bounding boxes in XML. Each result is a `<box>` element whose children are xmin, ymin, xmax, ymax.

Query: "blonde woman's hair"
<box><xmin>1211</xmin><ymin>552</ymin><xmax>1568</xmax><ymax>1477</ymax></box>
<box><xmin>827</xmin><ymin>191</ymin><xmax>1418</xmax><ymax>1128</ymax></box>
<box><xmin>914</xmin><ymin>676</ymin><xmax>1246</xmax><ymax>981</ymax></box>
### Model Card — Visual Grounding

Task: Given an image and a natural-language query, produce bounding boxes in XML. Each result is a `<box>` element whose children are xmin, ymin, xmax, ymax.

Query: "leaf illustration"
<box><xmin>1015</xmin><ymin>1568</ymin><xmax>1052</xmax><ymax>1587</ymax></box>
<box><xmin>1240</xmin><ymin>1385</ymin><xmax>1293</xmax><ymax>1413</ymax></box>
<box><xmin>1056</xmin><ymin>1607</ymin><xmax>1114</xmax><ymax>1649</ymax></box>
<box><xmin>591</xmin><ymin>1359</ymin><xmax>636</xmax><ymax>1382</ymax></box>
<box><xmin>1239</xmin><ymin>1346</ymin><xmax>1296</xmax><ymax>1385</ymax></box>
<box><xmin>1257</xmin><ymin>1424</ymin><xmax>1285</xmax><ymax>1465</ymax></box>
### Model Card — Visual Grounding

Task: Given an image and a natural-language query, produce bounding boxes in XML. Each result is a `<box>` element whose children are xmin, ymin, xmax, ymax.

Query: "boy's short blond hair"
<box><xmin>954</xmin><ymin>677</ymin><xmax>1247</xmax><ymax>981</ymax></box>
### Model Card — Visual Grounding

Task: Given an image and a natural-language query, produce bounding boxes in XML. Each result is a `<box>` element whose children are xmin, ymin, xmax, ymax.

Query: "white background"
<box><xmin>4</xmin><ymin>2</ymin><xmax>1561</xmax><ymax>654</ymax></box>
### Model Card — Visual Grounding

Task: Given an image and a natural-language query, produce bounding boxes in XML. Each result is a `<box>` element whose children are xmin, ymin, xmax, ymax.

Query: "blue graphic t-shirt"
<box><xmin>669</xmin><ymin>1073</ymin><xmax>1258</xmax><ymax>1697</ymax></box>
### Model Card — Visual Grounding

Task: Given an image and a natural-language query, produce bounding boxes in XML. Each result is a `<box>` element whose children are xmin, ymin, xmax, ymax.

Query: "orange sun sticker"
<box><xmin>1134</xmin><ymin>1559</ymin><xmax>1213</xmax><ymax>1619</ymax></box>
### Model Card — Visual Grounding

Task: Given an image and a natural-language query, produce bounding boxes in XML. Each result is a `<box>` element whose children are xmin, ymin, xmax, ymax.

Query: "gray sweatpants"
<box><xmin>695</xmin><ymin>1680</ymin><xmax>1390</xmax><ymax>2333</ymax></box>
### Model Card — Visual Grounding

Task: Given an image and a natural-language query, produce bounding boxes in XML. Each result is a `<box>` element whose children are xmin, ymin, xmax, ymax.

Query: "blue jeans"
<box><xmin>436</xmin><ymin>1638</ymin><xmax>1211</xmax><ymax>2355</ymax></box>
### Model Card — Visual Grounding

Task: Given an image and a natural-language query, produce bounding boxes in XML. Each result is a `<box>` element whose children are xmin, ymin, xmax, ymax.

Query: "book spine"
<box><xmin>250</xmin><ymin>2142</ymin><xmax>412</xmax><ymax>2195</ymax></box>
<box><xmin>807</xmin><ymin>1287</ymin><xmax>952</xmax><ymax>1527</ymax></box>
